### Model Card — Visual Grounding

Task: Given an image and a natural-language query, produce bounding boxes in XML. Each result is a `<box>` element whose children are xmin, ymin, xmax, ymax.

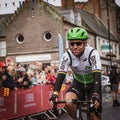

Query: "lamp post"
<box><xmin>106</xmin><ymin>0</ymin><xmax>112</xmax><ymax>70</ymax></box>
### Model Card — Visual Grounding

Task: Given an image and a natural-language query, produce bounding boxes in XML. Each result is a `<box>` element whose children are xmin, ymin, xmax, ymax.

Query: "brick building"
<box><xmin>0</xmin><ymin>1</ymin><xmax>67</xmax><ymax>66</ymax></box>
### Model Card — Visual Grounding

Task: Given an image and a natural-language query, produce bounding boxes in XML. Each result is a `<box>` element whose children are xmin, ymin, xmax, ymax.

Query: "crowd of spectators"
<box><xmin>0</xmin><ymin>61</ymin><xmax>74</xmax><ymax>90</ymax></box>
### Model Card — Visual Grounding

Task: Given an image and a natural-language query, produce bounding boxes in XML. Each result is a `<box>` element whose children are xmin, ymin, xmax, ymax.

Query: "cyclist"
<box><xmin>50</xmin><ymin>27</ymin><xmax>102</xmax><ymax>120</ymax></box>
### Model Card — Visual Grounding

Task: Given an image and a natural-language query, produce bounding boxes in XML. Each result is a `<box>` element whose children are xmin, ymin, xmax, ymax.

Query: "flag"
<box><xmin>58</xmin><ymin>34</ymin><xmax>64</xmax><ymax>63</ymax></box>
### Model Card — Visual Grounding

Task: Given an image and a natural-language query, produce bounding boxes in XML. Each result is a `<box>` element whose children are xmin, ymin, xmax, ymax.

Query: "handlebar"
<box><xmin>53</xmin><ymin>99</ymin><xmax>92</xmax><ymax>113</ymax></box>
<box><xmin>52</xmin><ymin>99</ymin><xmax>92</xmax><ymax>119</ymax></box>
<box><xmin>54</xmin><ymin>99</ymin><xmax>92</xmax><ymax>107</ymax></box>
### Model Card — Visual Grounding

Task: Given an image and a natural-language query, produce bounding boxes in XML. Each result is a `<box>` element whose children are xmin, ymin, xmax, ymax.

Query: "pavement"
<box><xmin>102</xmin><ymin>93</ymin><xmax>120</xmax><ymax>120</ymax></box>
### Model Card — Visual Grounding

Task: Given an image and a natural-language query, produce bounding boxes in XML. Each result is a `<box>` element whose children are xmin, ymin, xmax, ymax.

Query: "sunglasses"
<box><xmin>70</xmin><ymin>42</ymin><xmax>83</xmax><ymax>46</ymax></box>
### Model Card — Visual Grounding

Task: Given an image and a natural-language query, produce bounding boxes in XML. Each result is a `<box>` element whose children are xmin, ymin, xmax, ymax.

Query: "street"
<box><xmin>102</xmin><ymin>93</ymin><xmax>120</xmax><ymax>120</ymax></box>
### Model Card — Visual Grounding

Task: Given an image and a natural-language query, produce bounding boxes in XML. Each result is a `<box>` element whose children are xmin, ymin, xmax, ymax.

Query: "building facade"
<box><xmin>0</xmin><ymin>0</ymin><xmax>120</xmax><ymax>73</ymax></box>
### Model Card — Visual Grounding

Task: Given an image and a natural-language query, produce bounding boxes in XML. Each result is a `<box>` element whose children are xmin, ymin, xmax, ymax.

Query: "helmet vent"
<box><xmin>81</xmin><ymin>32</ymin><xmax>84</xmax><ymax>36</ymax></box>
<box><xmin>76</xmin><ymin>29</ymin><xmax>80</xmax><ymax>33</ymax></box>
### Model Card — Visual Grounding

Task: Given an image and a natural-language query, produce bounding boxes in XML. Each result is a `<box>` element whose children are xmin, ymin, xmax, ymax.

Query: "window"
<box><xmin>0</xmin><ymin>41</ymin><xmax>6</xmax><ymax>56</ymax></box>
<box><xmin>43</xmin><ymin>32</ymin><xmax>52</xmax><ymax>41</ymax></box>
<box><xmin>16</xmin><ymin>34</ymin><xmax>24</xmax><ymax>44</ymax></box>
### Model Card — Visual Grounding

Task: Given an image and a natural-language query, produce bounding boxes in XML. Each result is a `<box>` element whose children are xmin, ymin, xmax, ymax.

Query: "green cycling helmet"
<box><xmin>67</xmin><ymin>27</ymin><xmax>88</xmax><ymax>41</ymax></box>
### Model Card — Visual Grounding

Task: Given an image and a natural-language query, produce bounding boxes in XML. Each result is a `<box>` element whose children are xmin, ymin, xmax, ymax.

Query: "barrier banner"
<box><xmin>40</xmin><ymin>85</ymin><xmax>53</xmax><ymax>111</ymax></box>
<box><xmin>16</xmin><ymin>86</ymin><xmax>42</xmax><ymax>117</ymax></box>
<box><xmin>0</xmin><ymin>89</ymin><xmax>15</xmax><ymax>120</ymax></box>
<box><xmin>0</xmin><ymin>85</ymin><xmax>69</xmax><ymax>120</ymax></box>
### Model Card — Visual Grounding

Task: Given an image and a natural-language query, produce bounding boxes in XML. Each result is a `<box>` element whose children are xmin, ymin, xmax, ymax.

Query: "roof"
<box><xmin>0</xmin><ymin>1</ymin><xmax>119</xmax><ymax>42</ymax></box>
<box><xmin>59</xmin><ymin>7</ymin><xmax>118</xmax><ymax>41</ymax></box>
<box><xmin>0</xmin><ymin>1</ymin><xmax>63</xmax><ymax>38</ymax></box>
<box><xmin>77</xmin><ymin>9</ymin><xmax>118</xmax><ymax>41</ymax></box>
<box><xmin>0</xmin><ymin>15</ymin><xmax>8</xmax><ymax>37</ymax></box>
<box><xmin>0</xmin><ymin>14</ymin><xmax>16</xmax><ymax>38</ymax></box>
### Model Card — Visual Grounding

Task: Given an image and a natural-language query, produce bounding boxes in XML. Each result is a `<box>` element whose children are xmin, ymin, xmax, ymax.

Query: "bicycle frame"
<box><xmin>53</xmin><ymin>99</ymin><xmax>91</xmax><ymax>120</ymax></box>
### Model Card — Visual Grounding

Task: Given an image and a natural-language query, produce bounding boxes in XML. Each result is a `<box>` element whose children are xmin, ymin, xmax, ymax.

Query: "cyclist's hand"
<box><xmin>90</xmin><ymin>93</ymin><xmax>100</xmax><ymax>109</ymax></box>
<box><xmin>49</xmin><ymin>92</ymin><xmax>58</xmax><ymax>107</ymax></box>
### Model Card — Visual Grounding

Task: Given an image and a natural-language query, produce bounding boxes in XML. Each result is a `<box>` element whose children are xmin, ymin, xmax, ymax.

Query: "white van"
<box><xmin>102</xmin><ymin>75</ymin><xmax>111</xmax><ymax>93</ymax></box>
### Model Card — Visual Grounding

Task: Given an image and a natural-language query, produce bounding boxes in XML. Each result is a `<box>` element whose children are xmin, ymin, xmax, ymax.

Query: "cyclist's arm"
<box><xmin>92</xmin><ymin>71</ymin><xmax>101</xmax><ymax>94</ymax></box>
<box><xmin>53</xmin><ymin>52</ymin><xmax>70</xmax><ymax>94</ymax></box>
<box><xmin>54</xmin><ymin>72</ymin><xmax>66</xmax><ymax>92</ymax></box>
<box><xmin>90</xmin><ymin>50</ymin><xmax>102</xmax><ymax>95</ymax></box>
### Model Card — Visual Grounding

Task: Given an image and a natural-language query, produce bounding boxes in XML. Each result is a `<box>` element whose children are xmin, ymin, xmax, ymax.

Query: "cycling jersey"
<box><xmin>58</xmin><ymin>45</ymin><xmax>102</xmax><ymax>85</ymax></box>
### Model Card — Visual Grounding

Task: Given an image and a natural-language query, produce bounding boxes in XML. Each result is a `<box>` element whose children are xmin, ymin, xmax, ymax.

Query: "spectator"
<box><xmin>27</xmin><ymin>70</ymin><xmax>34</xmax><ymax>85</ymax></box>
<box><xmin>32</xmin><ymin>71</ymin><xmax>38</xmax><ymax>86</ymax></box>
<box><xmin>36</xmin><ymin>62</ymin><xmax>43</xmax><ymax>74</ymax></box>
<box><xmin>34</xmin><ymin>62</ymin><xmax>46</xmax><ymax>84</ymax></box>
<box><xmin>16</xmin><ymin>63</ymin><xmax>23</xmax><ymax>71</ymax></box>
<box><xmin>29</xmin><ymin>62</ymin><xmax>37</xmax><ymax>71</ymax></box>
<box><xmin>0</xmin><ymin>67</ymin><xmax>3</xmax><ymax>87</ymax></box>
<box><xmin>2</xmin><ymin>65</ymin><xmax>17</xmax><ymax>90</ymax></box>
<box><xmin>15</xmin><ymin>67</ymin><xmax>32</xmax><ymax>89</ymax></box>
<box><xmin>46</xmin><ymin>68</ymin><xmax>56</xmax><ymax>85</ymax></box>
<box><xmin>32</xmin><ymin>75</ymin><xmax>38</xmax><ymax>86</ymax></box>
<box><xmin>109</xmin><ymin>64</ymin><xmax>120</xmax><ymax>107</ymax></box>
<box><xmin>64</xmin><ymin>68</ymin><xmax>73</xmax><ymax>84</ymax></box>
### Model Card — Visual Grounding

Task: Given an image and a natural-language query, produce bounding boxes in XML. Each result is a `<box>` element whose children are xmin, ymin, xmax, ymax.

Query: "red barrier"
<box><xmin>0</xmin><ymin>89</ymin><xmax>15</xmax><ymax>120</ymax></box>
<box><xmin>39</xmin><ymin>85</ymin><xmax>53</xmax><ymax>111</ymax></box>
<box><xmin>0</xmin><ymin>84</ymin><xmax>69</xmax><ymax>120</ymax></box>
<box><xmin>16</xmin><ymin>86</ymin><xmax>43</xmax><ymax>118</ymax></box>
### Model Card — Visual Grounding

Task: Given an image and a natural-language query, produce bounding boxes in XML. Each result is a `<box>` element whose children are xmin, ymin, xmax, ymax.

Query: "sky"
<box><xmin>0</xmin><ymin>0</ymin><xmax>120</xmax><ymax>15</ymax></box>
<box><xmin>0</xmin><ymin>0</ymin><xmax>62</xmax><ymax>15</ymax></box>
<box><xmin>0</xmin><ymin>0</ymin><xmax>25</xmax><ymax>15</ymax></box>
<box><xmin>115</xmin><ymin>0</ymin><xmax>120</xmax><ymax>6</ymax></box>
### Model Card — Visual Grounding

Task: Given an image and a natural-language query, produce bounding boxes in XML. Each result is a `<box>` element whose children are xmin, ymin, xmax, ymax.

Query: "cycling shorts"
<box><xmin>66</xmin><ymin>80</ymin><xmax>102</xmax><ymax>113</ymax></box>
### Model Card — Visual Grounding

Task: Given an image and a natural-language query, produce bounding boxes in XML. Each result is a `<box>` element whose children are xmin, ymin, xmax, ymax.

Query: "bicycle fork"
<box><xmin>75</xmin><ymin>103</ymin><xmax>91</xmax><ymax>120</ymax></box>
<box><xmin>76</xmin><ymin>103</ymin><xmax>83</xmax><ymax>120</ymax></box>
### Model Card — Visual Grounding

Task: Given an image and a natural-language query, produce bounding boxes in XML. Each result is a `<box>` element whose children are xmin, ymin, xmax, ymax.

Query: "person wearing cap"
<box><xmin>0</xmin><ymin>62</ymin><xmax>7</xmax><ymax>83</ymax></box>
<box><xmin>50</xmin><ymin>27</ymin><xmax>102</xmax><ymax>120</ymax></box>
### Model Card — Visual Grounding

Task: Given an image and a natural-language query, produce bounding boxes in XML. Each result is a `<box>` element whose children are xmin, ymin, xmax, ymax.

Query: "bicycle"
<box><xmin>53</xmin><ymin>99</ymin><xmax>93</xmax><ymax>120</ymax></box>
